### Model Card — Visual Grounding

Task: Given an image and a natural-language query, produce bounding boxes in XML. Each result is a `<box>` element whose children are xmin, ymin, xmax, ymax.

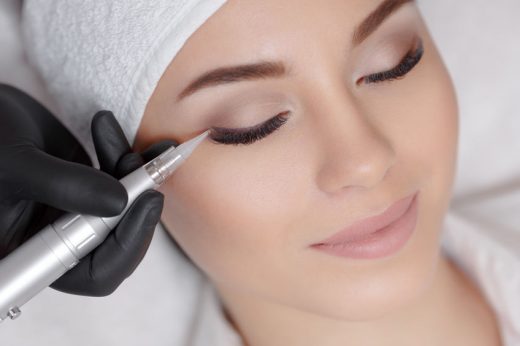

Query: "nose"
<box><xmin>314</xmin><ymin>90</ymin><xmax>396</xmax><ymax>194</ymax></box>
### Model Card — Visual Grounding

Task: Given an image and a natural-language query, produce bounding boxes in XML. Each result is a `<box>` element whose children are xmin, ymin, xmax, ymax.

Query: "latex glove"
<box><xmin>0</xmin><ymin>83</ymin><xmax>177</xmax><ymax>296</ymax></box>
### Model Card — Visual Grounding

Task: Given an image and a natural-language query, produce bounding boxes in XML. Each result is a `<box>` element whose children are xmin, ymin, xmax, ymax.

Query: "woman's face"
<box><xmin>134</xmin><ymin>0</ymin><xmax>458</xmax><ymax>321</ymax></box>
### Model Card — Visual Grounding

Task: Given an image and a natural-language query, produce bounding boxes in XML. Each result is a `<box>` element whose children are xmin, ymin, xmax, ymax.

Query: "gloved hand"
<box><xmin>0</xmin><ymin>83</ymin><xmax>178</xmax><ymax>296</ymax></box>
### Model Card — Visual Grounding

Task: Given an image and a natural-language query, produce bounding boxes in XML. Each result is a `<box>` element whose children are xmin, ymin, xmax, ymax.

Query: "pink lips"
<box><xmin>310</xmin><ymin>191</ymin><xmax>419</xmax><ymax>260</ymax></box>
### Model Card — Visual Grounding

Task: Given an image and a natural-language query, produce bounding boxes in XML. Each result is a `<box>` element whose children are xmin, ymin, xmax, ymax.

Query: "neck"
<box><xmin>214</xmin><ymin>254</ymin><xmax>471</xmax><ymax>346</ymax></box>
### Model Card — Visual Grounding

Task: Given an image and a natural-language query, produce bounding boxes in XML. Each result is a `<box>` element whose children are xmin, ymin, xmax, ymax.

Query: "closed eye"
<box><xmin>209</xmin><ymin>110</ymin><xmax>290</xmax><ymax>146</ymax></box>
<box><xmin>359</xmin><ymin>37</ymin><xmax>424</xmax><ymax>85</ymax></box>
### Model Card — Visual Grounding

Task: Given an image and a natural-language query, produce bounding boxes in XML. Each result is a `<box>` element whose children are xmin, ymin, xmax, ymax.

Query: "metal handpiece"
<box><xmin>0</xmin><ymin>130</ymin><xmax>209</xmax><ymax>322</ymax></box>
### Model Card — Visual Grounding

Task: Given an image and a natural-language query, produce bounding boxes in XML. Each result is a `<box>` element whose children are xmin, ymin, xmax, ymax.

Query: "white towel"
<box><xmin>21</xmin><ymin>0</ymin><xmax>228</xmax><ymax>167</ymax></box>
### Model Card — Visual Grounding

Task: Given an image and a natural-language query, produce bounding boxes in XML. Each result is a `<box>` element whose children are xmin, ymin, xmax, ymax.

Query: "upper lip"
<box><xmin>311</xmin><ymin>191</ymin><xmax>418</xmax><ymax>246</ymax></box>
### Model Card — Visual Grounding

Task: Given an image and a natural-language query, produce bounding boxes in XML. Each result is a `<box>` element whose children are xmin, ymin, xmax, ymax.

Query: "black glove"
<box><xmin>0</xmin><ymin>83</ymin><xmax>178</xmax><ymax>296</ymax></box>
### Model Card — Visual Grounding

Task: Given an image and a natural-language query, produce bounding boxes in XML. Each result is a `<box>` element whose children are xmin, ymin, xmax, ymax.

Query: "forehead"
<box><xmin>167</xmin><ymin>0</ymin><xmax>384</xmax><ymax>83</ymax></box>
<box><xmin>193</xmin><ymin>0</ymin><xmax>381</xmax><ymax>52</ymax></box>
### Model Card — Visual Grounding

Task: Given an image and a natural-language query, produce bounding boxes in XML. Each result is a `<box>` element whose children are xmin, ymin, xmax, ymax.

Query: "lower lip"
<box><xmin>311</xmin><ymin>192</ymin><xmax>419</xmax><ymax>260</ymax></box>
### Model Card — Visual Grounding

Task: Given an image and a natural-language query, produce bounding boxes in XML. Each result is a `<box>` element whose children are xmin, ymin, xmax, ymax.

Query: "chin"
<box><xmin>295</xmin><ymin>221</ymin><xmax>443</xmax><ymax>323</ymax></box>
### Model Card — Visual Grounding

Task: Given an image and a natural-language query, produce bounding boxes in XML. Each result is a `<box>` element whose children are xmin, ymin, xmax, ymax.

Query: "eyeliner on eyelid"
<box><xmin>209</xmin><ymin>110</ymin><xmax>290</xmax><ymax>146</ymax></box>
<box><xmin>362</xmin><ymin>36</ymin><xmax>424</xmax><ymax>84</ymax></box>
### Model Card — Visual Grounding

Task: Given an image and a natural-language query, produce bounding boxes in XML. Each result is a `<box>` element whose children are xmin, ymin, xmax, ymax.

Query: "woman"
<box><xmin>22</xmin><ymin>0</ymin><xmax>505</xmax><ymax>344</ymax></box>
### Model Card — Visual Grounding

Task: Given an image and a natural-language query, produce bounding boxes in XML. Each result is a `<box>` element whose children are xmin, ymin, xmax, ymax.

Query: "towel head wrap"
<box><xmin>21</xmin><ymin>0</ymin><xmax>228</xmax><ymax>166</ymax></box>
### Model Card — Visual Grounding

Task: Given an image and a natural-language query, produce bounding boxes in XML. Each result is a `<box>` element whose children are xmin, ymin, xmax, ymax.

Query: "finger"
<box><xmin>4</xmin><ymin>145</ymin><xmax>128</xmax><ymax>216</ymax></box>
<box><xmin>115</xmin><ymin>152</ymin><xmax>144</xmax><ymax>179</ymax></box>
<box><xmin>96</xmin><ymin>190</ymin><xmax>163</xmax><ymax>280</ymax></box>
<box><xmin>49</xmin><ymin>190</ymin><xmax>164</xmax><ymax>296</ymax></box>
<box><xmin>91</xmin><ymin>110</ymin><xmax>131</xmax><ymax>176</ymax></box>
<box><xmin>114</xmin><ymin>139</ymin><xmax>178</xmax><ymax>178</ymax></box>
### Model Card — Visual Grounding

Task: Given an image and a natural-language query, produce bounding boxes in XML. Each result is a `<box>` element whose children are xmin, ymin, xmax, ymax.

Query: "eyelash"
<box><xmin>361</xmin><ymin>38</ymin><xmax>424</xmax><ymax>84</ymax></box>
<box><xmin>209</xmin><ymin>110</ymin><xmax>290</xmax><ymax>146</ymax></box>
<box><xmin>209</xmin><ymin>38</ymin><xmax>425</xmax><ymax>146</ymax></box>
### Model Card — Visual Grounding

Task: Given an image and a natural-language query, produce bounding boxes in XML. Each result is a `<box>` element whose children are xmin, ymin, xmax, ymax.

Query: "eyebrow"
<box><xmin>177</xmin><ymin>0</ymin><xmax>414</xmax><ymax>101</ymax></box>
<box><xmin>352</xmin><ymin>0</ymin><xmax>414</xmax><ymax>45</ymax></box>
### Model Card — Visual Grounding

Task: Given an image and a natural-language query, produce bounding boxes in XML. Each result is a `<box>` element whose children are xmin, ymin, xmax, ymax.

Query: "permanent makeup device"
<box><xmin>0</xmin><ymin>130</ymin><xmax>210</xmax><ymax>323</ymax></box>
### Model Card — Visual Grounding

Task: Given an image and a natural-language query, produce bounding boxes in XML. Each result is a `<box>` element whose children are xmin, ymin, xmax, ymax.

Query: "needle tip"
<box><xmin>176</xmin><ymin>129</ymin><xmax>211</xmax><ymax>158</ymax></box>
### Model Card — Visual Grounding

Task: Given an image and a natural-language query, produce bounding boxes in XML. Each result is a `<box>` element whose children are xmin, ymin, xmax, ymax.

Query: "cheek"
<box><xmin>365</xmin><ymin>33</ymin><xmax>459</xmax><ymax>209</ymax></box>
<box><xmin>386</xmin><ymin>35</ymin><xmax>459</xmax><ymax>277</ymax></box>
<box><xmin>406</xmin><ymin>39</ymin><xmax>459</xmax><ymax>213</ymax></box>
<box><xmin>157</xmin><ymin>138</ymin><xmax>311</xmax><ymax>284</ymax></box>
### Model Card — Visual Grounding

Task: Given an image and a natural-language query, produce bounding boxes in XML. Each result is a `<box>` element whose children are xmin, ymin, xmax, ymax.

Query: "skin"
<box><xmin>133</xmin><ymin>1</ymin><xmax>502</xmax><ymax>345</ymax></box>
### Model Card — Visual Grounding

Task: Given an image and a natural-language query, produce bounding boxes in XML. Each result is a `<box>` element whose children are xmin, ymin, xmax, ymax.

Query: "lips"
<box><xmin>312</xmin><ymin>191</ymin><xmax>418</xmax><ymax>246</ymax></box>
